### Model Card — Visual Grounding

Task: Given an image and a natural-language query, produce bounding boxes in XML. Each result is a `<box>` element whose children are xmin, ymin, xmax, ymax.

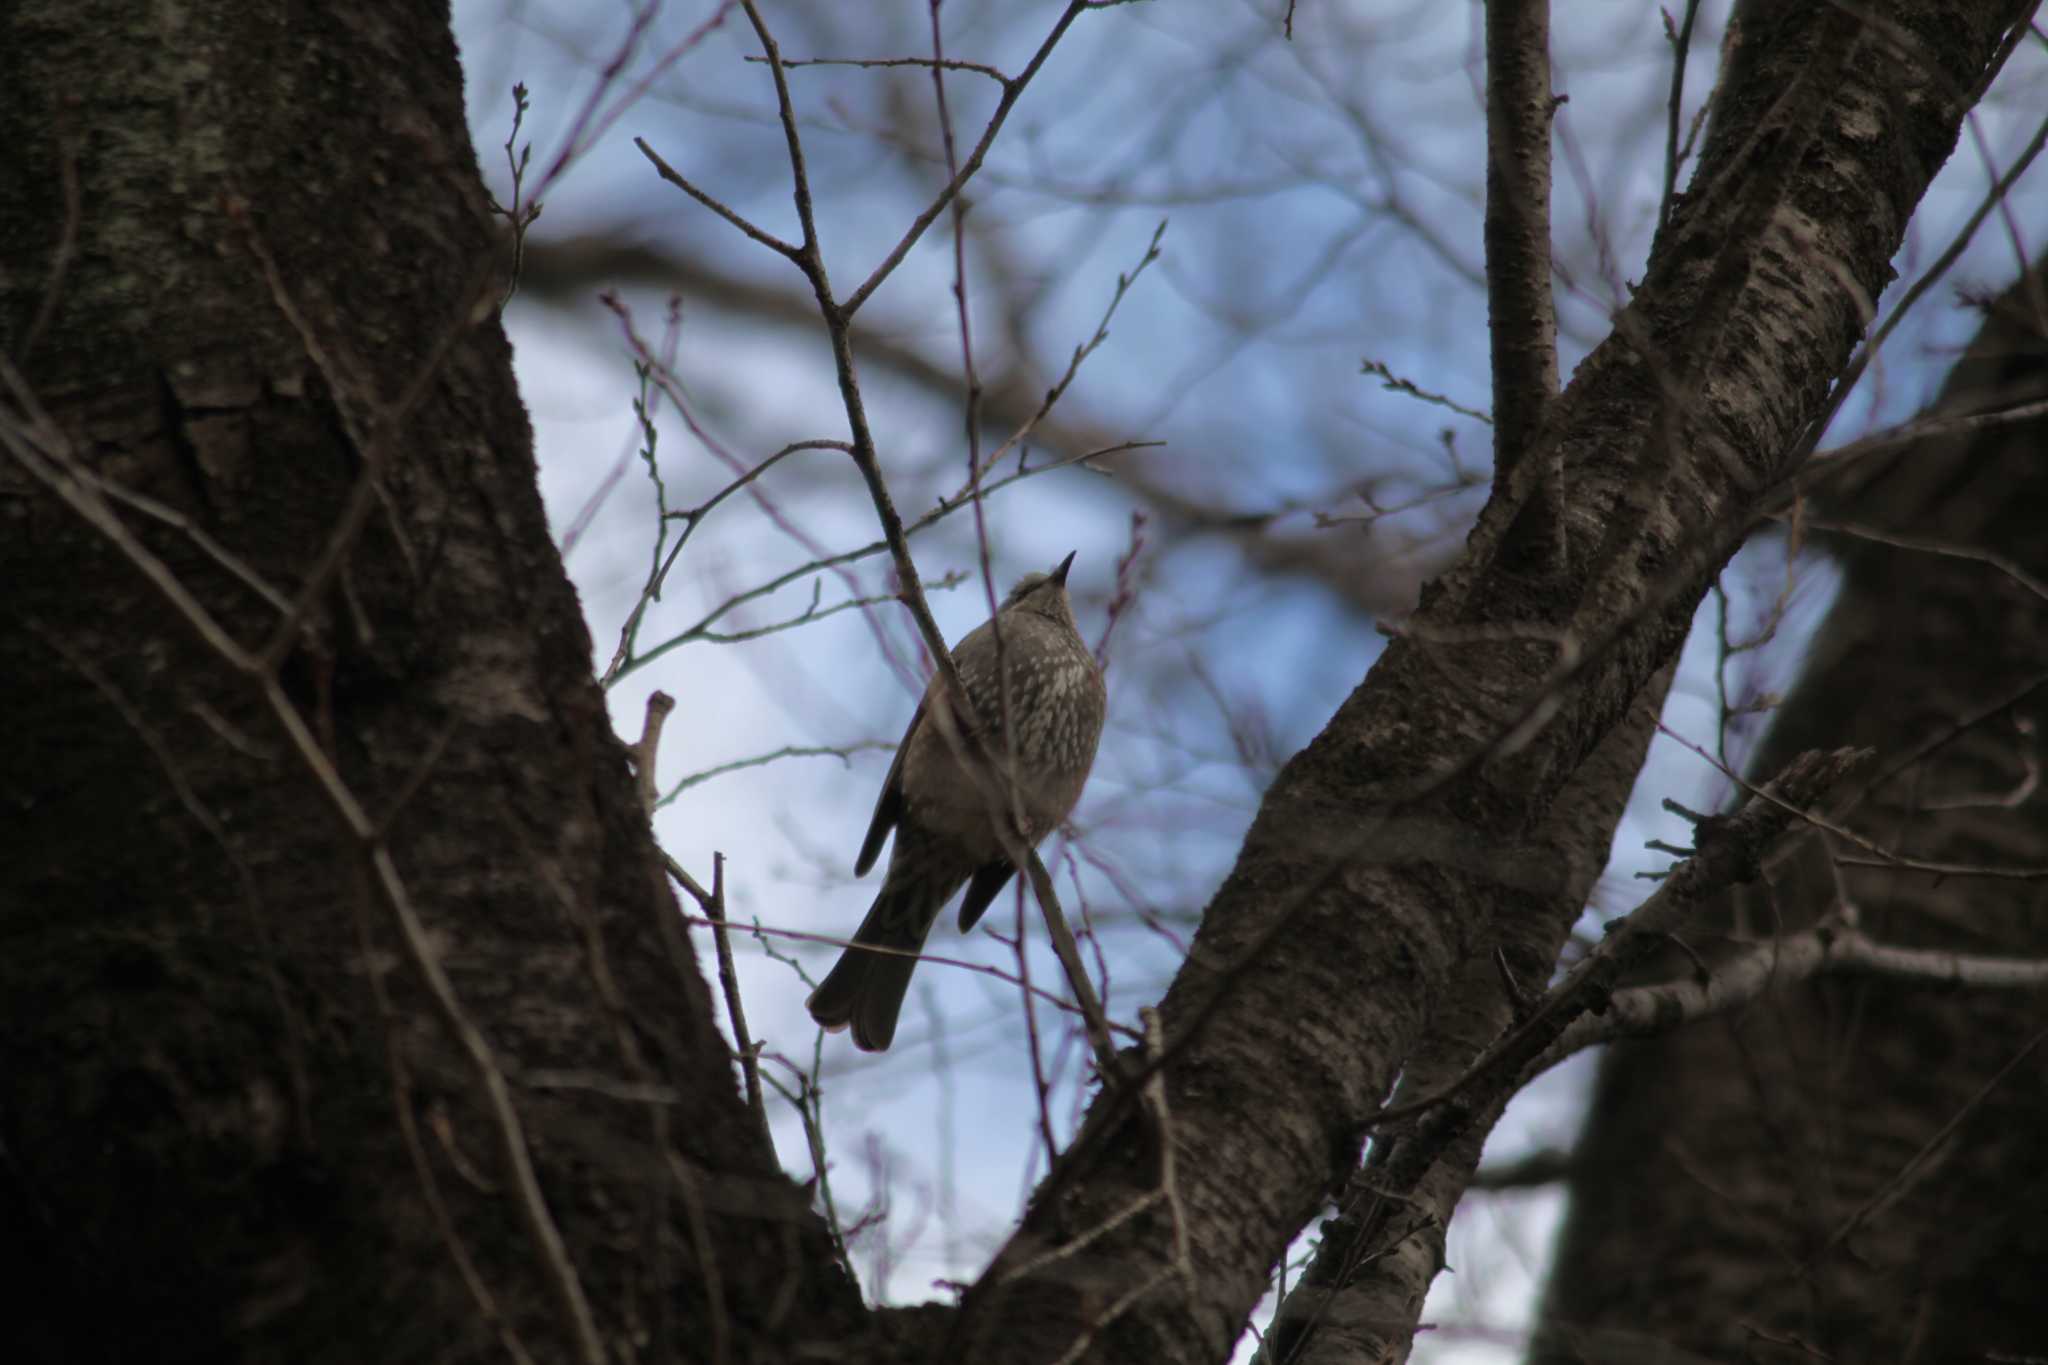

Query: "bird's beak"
<box><xmin>1051</xmin><ymin>551</ymin><xmax>1077</xmax><ymax>587</ymax></box>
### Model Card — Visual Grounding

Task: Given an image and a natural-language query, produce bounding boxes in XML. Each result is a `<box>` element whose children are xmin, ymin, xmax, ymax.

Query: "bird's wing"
<box><xmin>855</xmin><ymin>699</ymin><xmax>925</xmax><ymax>876</ymax></box>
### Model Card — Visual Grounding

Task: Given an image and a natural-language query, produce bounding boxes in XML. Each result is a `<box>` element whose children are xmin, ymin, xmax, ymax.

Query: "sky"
<box><xmin>448</xmin><ymin>2</ymin><xmax>2048</xmax><ymax>1357</ymax></box>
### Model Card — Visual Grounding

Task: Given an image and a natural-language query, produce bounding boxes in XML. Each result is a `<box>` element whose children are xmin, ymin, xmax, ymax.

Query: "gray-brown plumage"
<box><xmin>806</xmin><ymin>552</ymin><xmax>1107</xmax><ymax>1051</ymax></box>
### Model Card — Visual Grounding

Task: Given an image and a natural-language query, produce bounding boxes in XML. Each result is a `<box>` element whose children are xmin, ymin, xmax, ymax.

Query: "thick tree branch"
<box><xmin>1365</xmin><ymin>747</ymin><xmax>1866</xmax><ymax>1138</ymax></box>
<box><xmin>944</xmin><ymin>5</ymin><xmax>2034</xmax><ymax>1361</ymax></box>
<box><xmin>1258</xmin><ymin>662</ymin><xmax>1676</xmax><ymax>1365</ymax></box>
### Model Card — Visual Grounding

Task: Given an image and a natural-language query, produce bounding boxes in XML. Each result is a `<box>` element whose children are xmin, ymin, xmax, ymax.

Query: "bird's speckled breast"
<box><xmin>905</xmin><ymin>611</ymin><xmax>1105</xmax><ymax>850</ymax></box>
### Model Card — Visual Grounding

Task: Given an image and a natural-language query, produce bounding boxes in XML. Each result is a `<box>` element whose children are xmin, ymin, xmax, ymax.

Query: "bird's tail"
<box><xmin>806</xmin><ymin>871</ymin><xmax>947</xmax><ymax>1052</ymax></box>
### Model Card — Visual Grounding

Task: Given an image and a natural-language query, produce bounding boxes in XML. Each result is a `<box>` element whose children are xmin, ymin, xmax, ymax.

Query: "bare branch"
<box><xmin>634</xmin><ymin>136</ymin><xmax>803</xmax><ymax>262</ymax></box>
<box><xmin>657</xmin><ymin>740</ymin><xmax>897</xmax><ymax>805</ymax></box>
<box><xmin>1547</xmin><ymin>921</ymin><xmax>2048</xmax><ymax>1062</ymax></box>
<box><xmin>757</xmin><ymin>52</ymin><xmax>1013</xmax><ymax>86</ymax></box>
<box><xmin>1354</xmin><ymin>747</ymin><xmax>1868</xmax><ymax>1139</ymax></box>
<box><xmin>1657</xmin><ymin>0</ymin><xmax>1707</xmax><ymax>243</ymax></box>
<box><xmin>838</xmin><ymin>3</ymin><xmax>1093</xmax><ymax>320</ymax></box>
<box><xmin>1482</xmin><ymin>0</ymin><xmax>1562</xmax><ymax>559</ymax></box>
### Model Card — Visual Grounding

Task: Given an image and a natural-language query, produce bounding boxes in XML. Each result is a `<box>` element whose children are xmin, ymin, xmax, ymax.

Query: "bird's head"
<box><xmin>1000</xmin><ymin>551</ymin><xmax>1080</xmax><ymax>626</ymax></box>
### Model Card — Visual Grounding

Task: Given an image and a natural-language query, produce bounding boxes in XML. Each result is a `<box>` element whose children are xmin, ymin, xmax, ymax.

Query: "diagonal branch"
<box><xmin>944</xmin><ymin>5</ymin><xmax>2037</xmax><ymax>1361</ymax></box>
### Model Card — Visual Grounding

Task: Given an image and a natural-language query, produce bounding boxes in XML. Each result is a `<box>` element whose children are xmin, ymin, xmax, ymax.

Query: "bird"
<box><xmin>806</xmin><ymin>552</ymin><xmax>1107</xmax><ymax>1051</ymax></box>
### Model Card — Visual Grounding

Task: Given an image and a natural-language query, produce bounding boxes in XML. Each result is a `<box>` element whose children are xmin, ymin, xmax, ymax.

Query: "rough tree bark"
<box><xmin>1252</xmin><ymin>659</ymin><xmax>1675</xmax><ymax>1365</ymax></box>
<box><xmin>0</xmin><ymin>1</ymin><xmax>2036</xmax><ymax>1364</ymax></box>
<box><xmin>1531</xmin><ymin>260</ymin><xmax>2048</xmax><ymax>1363</ymax></box>
<box><xmin>0</xmin><ymin>3</ymin><xmax>852</xmax><ymax>1361</ymax></box>
<box><xmin>946</xmin><ymin>4</ymin><xmax>2035</xmax><ymax>1361</ymax></box>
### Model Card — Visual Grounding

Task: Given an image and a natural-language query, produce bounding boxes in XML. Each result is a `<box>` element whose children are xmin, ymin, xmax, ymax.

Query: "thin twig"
<box><xmin>838</xmin><ymin>3</ymin><xmax>1092</xmax><ymax>319</ymax></box>
<box><xmin>681</xmin><ymin>911</ymin><xmax>1139</xmax><ymax>1038</ymax></box>
<box><xmin>613</xmin><ymin>441</ymin><xmax>1152</xmax><ymax>684</ymax></box>
<box><xmin>351</xmin><ymin>866</ymin><xmax>542</xmax><ymax>1365</ymax></box>
<box><xmin>1657</xmin><ymin>0</ymin><xmax>1706</xmax><ymax>243</ymax></box>
<box><xmin>968</xmin><ymin>221</ymin><xmax>1166</xmax><ymax>488</ymax></box>
<box><xmin>1009</xmin><ymin>882</ymin><xmax>1064</xmax><ymax>1173</ymax></box>
<box><xmin>533</xmin><ymin>0</ymin><xmax>739</xmax><ymax>201</ymax></box>
<box><xmin>658</xmin><ymin>739</ymin><xmax>896</xmax><ymax>804</ymax></box>
<box><xmin>1360</xmin><ymin>357</ymin><xmax>1492</xmax><ymax>426</ymax></box>
<box><xmin>703</xmin><ymin>854</ymin><xmax>772</xmax><ymax>1153</ymax></box>
<box><xmin>758</xmin><ymin>53</ymin><xmax>1011</xmax><ymax>85</ymax></box>
<box><xmin>634</xmin><ymin>137</ymin><xmax>803</xmax><ymax>262</ymax></box>
<box><xmin>1661</xmin><ymin>723</ymin><xmax>2048</xmax><ymax>882</ymax></box>
<box><xmin>1799</xmin><ymin>515</ymin><xmax>2048</xmax><ymax>604</ymax></box>
<box><xmin>1804</xmin><ymin>1018</ymin><xmax>2048</xmax><ymax>1273</ymax></box>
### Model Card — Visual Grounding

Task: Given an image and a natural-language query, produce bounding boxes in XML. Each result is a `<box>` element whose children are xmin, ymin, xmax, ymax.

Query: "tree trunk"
<box><xmin>1533</xmin><ymin>260</ymin><xmax>2048</xmax><ymax>1363</ymax></box>
<box><xmin>0</xmin><ymin>3</ymin><xmax>850</xmax><ymax>1361</ymax></box>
